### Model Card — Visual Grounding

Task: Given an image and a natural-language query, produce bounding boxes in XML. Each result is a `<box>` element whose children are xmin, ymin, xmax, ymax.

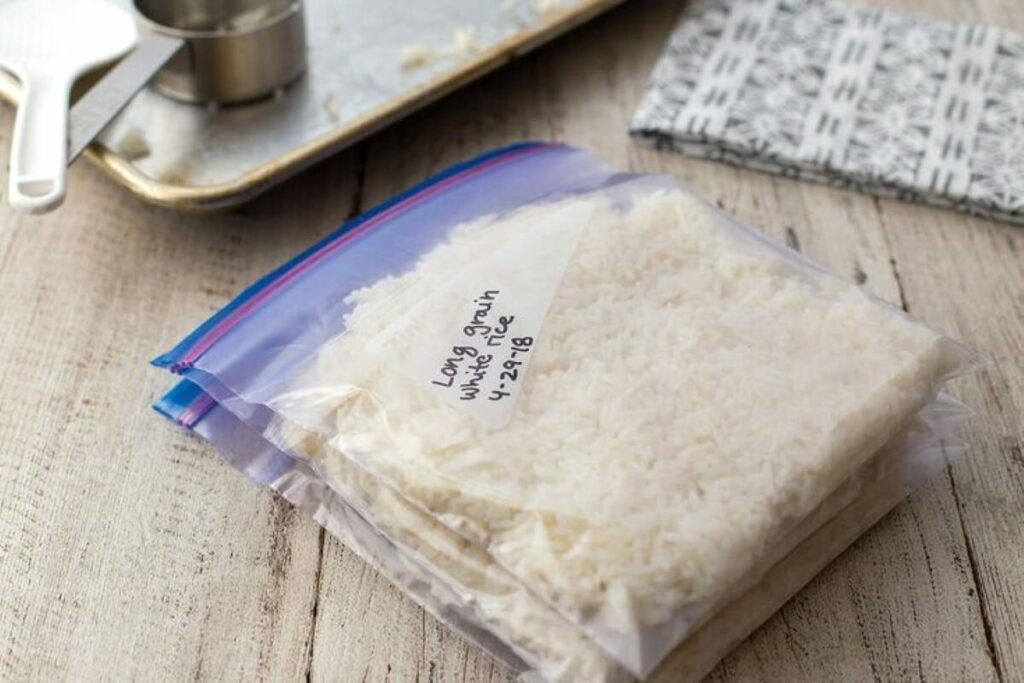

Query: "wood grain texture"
<box><xmin>0</xmin><ymin>107</ymin><xmax>359</xmax><ymax>680</ymax></box>
<box><xmin>0</xmin><ymin>0</ymin><xmax>1021</xmax><ymax>680</ymax></box>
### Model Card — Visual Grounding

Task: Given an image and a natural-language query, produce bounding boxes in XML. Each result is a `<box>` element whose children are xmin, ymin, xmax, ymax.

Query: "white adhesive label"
<box><xmin>366</xmin><ymin>201</ymin><xmax>594</xmax><ymax>428</ymax></box>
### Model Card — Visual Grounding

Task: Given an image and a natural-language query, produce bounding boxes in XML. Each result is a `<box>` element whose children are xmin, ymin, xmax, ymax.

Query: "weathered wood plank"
<box><xmin>858</xmin><ymin>2</ymin><xmax>1024</xmax><ymax>680</ymax></box>
<box><xmin>1</xmin><ymin>0</ymin><xmax>1021</xmax><ymax>679</ymax></box>
<box><xmin>0</xmin><ymin>107</ymin><xmax>361</xmax><ymax>680</ymax></box>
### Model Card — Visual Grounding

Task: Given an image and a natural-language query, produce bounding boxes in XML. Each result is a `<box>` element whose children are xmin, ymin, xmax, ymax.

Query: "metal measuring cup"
<box><xmin>3</xmin><ymin>0</ymin><xmax>311</xmax><ymax>213</ymax></box>
<box><xmin>72</xmin><ymin>0</ymin><xmax>309</xmax><ymax>158</ymax></box>
<box><xmin>133</xmin><ymin>0</ymin><xmax>307</xmax><ymax>105</ymax></box>
<box><xmin>73</xmin><ymin>0</ymin><xmax>308</xmax><ymax>153</ymax></box>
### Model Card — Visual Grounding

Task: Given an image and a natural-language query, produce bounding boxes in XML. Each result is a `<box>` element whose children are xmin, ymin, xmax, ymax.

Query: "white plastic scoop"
<box><xmin>0</xmin><ymin>0</ymin><xmax>136</xmax><ymax>213</ymax></box>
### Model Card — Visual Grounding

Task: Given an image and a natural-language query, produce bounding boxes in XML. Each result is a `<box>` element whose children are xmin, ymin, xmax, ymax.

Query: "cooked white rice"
<box><xmin>273</xmin><ymin>187</ymin><xmax>960</xmax><ymax>672</ymax></box>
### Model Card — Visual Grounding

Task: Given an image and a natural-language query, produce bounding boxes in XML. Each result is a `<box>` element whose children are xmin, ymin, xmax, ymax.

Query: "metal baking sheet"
<box><xmin>0</xmin><ymin>0</ymin><xmax>626</xmax><ymax>210</ymax></box>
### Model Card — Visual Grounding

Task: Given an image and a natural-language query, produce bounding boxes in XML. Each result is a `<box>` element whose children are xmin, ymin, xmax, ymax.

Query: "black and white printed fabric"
<box><xmin>632</xmin><ymin>0</ymin><xmax>1024</xmax><ymax>224</ymax></box>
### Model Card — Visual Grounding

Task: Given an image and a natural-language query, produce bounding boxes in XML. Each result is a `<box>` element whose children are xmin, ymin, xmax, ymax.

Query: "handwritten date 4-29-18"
<box><xmin>488</xmin><ymin>337</ymin><xmax>534</xmax><ymax>402</ymax></box>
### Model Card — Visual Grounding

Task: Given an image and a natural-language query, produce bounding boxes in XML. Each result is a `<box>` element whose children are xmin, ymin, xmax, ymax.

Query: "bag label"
<box><xmin>366</xmin><ymin>200</ymin><xmax>594</xmax><ymax>428</ymax></box>
<box><xmin>428</xmin><ymin>288</ymin><xmax>537</xmax><ymax>404</ymax></box>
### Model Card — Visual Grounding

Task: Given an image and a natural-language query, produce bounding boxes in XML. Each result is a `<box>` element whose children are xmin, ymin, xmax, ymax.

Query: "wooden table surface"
<box><xmin>1</xmin><ymin>0</ymin><xmax>1022</xmax><ymax>680</ymax></box>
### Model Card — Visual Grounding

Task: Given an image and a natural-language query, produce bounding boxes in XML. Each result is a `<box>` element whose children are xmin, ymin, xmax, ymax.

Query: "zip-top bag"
<box><xmin>158</xmin><ymin>380</ymin><xmax>971</xmax><ymax>682</ymax></box>
<box><xmin>154</xmin><ymin>143</ymin><xmax>979</xmax><ymax>679</ymax></box>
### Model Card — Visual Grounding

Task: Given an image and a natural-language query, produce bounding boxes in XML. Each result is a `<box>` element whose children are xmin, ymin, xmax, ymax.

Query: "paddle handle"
<box><xmin>9</xmin><ymin>72</ymin><xmax>71</xmax><ymax>213</ymax></box>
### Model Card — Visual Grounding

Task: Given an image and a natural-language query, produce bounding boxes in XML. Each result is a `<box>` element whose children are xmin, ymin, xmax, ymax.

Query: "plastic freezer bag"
<box><xmin>154</xmin><ymin>143</ymin><xmax>979</xmax><ymax>676</ymax></box>
<box><xmin>157</xmin><ymin>381</ymin><xmax>971</xmax><ymax>682</ymax></box>
<box><xmin>158</xmin><ymin>380</ymin><xmax>630</xmax><ymax>683</ymax></box>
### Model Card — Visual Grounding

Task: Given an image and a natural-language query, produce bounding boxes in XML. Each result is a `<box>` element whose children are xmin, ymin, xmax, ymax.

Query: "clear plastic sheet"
<box><xmin>154</xmin><ymin>143</ymin><xmax>980</xmax><ymax>678</ymax></box>
<box><xmin>158</xmin><ymin>384</ymin><xmax>971</xmax><ymax>682</ymax></box>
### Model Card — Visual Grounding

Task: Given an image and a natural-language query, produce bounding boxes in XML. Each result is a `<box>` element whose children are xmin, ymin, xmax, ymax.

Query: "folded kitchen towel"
<box><xmin>631</xmin><ymin>0</ymin><xmax>1024</xmax><ymax>224</ymax></box>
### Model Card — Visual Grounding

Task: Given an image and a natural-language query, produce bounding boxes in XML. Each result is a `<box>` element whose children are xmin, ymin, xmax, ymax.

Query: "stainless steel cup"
<box><xmin>132</xmin><ymin>0</ymin><xmax>307</xmax><ymax>105</ymax></box>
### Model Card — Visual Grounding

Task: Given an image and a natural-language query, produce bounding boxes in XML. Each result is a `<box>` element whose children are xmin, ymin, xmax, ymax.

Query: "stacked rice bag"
<box><xmin>154</xmin><ymin>143</ymin><xmax>977</xmax><ymax>681</ymax></box>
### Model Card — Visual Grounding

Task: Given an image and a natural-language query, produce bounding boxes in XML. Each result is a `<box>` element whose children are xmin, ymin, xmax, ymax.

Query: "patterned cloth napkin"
<box><xmin>631</xmin><ymin>0</ymin><xmax>1024</xmax><ymax>224</ymax></box>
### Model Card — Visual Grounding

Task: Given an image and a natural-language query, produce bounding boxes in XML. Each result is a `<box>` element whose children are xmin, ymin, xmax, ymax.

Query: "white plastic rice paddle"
<box><xmin>0</xmin><ymin>0</ymin><xmax>136</xmax><ymax>213</ymax></box>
